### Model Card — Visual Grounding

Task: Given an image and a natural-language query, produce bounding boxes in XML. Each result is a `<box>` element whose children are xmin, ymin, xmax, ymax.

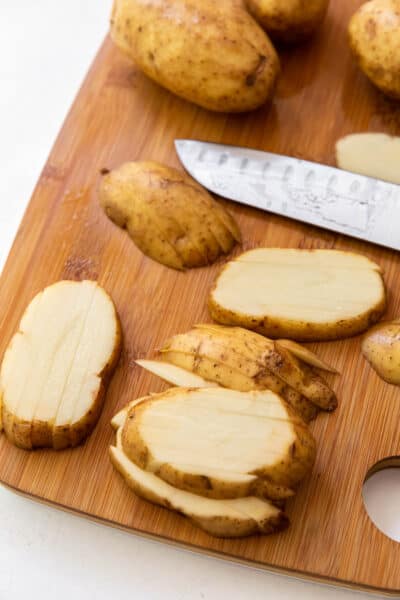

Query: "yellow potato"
<box><xmin>348</xmin><ymin>0</ymin><xmax>400</xmax><ymax>99</ymax></box>
<box><xmin>362</xmin><ymin>319</ymin><xmax>400</xmax><ymax>385</ymax></box>
<box><xmin>99</xmin><ymin>161</ymin><xmax>241</xmax><ymax>270</ymax></box>
<box><xmin>160</xmin><ymin>324</ymin><xmax>336</xmax><ymax>421</ymax></box>
<box><xmin>245</xmin><ymin>0</ymin><xmax>329</xmax><ymax>43</ymax></box>
<box><xmin>110</xmin><ymin>0</ymin><xmax>280</xmax><ymax>112</ymax></box>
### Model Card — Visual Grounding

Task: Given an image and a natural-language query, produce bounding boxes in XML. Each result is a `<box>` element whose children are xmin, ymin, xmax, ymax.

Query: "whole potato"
<box><xmin>110</xmin><ymin>0</ymin><xmax>280</xmax><ymax>112</ymax></box>
<box><xmin>348</xmin><ymin>0</ymin><xmax>400</xmax><ymax>99</ymax></box>
<box><xmin>245</xmin><ymin>0</ymin><xmax>329</xmax><ymax>43</ymax></box>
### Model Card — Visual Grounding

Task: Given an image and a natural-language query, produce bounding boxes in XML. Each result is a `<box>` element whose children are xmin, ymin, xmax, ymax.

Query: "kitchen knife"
<box><xmin>175</xmin><ymin>139</ymin><xmax>400</xmax><ymax>251</ymax></box>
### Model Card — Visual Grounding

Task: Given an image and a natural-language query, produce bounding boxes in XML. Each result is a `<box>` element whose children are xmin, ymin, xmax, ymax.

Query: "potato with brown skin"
<box><xmin>209</xmin><ymin>248</ymin><xmax>386</xmax><ymax>342</ymax></box>
<box><xmin>121</xmin><ymin>387</ymin><xmax>316</xmax><ymax>500</ymax></box>
<box><xmin>110</xmin><ymin>0</ymin><xmax>280</xmax><ymax>112</ymax></box>
<box><xmin>159</xmin><ymin>324</ymin><xmax>337</xmax><ymax>422</ymax></box>
<box><xmin>245</xmin><ymin>0</ymin><xmax>329</xmax><ymax>43</ymax></box>
<box><xmin>99</xmin><ymin>161</ymin><xmax>241</xmax><ymax>270</ymax></box>
<box><xmin>362</xmin><ymin>319</ymin><xmax>400</xmax><ymax>385</ymax></box>
<box><xmin>348</xmin><ymin>0</ymin><xmax>400</xmax><ymax>100</ymax></box>
<box><xmin>110</xmin><ymin>438</ymin><xmax>289</xmax><ymax>538</ymax></box>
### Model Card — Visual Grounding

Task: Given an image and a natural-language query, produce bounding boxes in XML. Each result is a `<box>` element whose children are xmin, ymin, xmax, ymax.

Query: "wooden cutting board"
<box><xmin>1</xmin><ymin>1</ymin><xmax>400</xmax><ymax>594</ymax></box>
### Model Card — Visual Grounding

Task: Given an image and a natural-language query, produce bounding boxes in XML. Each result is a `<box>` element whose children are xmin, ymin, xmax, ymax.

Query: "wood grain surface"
<box><xmin>1</xmin><ymin>1</ymin><xmax>400</xmax><ymax>594</ymax></box>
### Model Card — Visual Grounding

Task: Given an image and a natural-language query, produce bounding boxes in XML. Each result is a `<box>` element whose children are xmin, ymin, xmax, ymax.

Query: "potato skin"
<box><xmin>209</xmin><ymin>296</ymin><xmax>386</xmax><ymax>342</ymax></box>
<box><xmin>110</xmin><ymin>0</ymin><xmax>280</xmax><ymax>112</ymax></box>
<box><xmin>99</xmin><ymin>161</ymin><xmax>240</xmax><ymax>270</ymax></box>
<box><xmin>245</xmin><ymin>0</ymin><xmax>329</xmax><ymax>43</ymax></box>
<box><xmin>160</xmin><ymin>325</ymin><xmax>328</xmax><ymax>420</ymax></box>
<box><xmin>110</xmin><ymin>444</ymin><xmax>289</xmax><ymax>537</ymax></box>
<box><xmin>348</xmin><ymin>0</ymin><xmax>400</xmax><ymax>99</ymax></box>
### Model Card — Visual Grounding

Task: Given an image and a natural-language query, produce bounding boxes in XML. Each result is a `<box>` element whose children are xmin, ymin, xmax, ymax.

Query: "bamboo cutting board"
<box><xmin>1</xmin><ymin>1</ymin><xmax>400</xmax><ymax>594</ymax></box>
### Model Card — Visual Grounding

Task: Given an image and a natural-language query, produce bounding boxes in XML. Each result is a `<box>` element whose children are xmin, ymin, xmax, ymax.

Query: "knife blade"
<box><xmin>175</xmin><ymin>139</ymin><xmax>400</xmax><ymax>251</ymax></box>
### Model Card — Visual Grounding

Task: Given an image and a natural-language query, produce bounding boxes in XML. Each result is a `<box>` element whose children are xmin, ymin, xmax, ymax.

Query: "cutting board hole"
<box><xmin>363</xmin><ymin>457</ymin><xmax>400</xmax><ymax>543</ymax></box>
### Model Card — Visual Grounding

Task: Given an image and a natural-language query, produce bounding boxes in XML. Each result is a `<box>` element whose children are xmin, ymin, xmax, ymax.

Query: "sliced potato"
<box><xmin>121</xmin><ymin>387</ymin><xmax>316</xmax><ymax>500</ymax></box>
<box><xmin>209</xmin><ymin>248</ymin><xmax>386</xmax><ymax>341</ymax></box>
<box><xmin>110</xmin><ymin>443</ymin><xmax>288</xmax><ymax>538</ymax></box>
<box><xmin>336</xmin><ymin>133</ymin><xmax>400</xmax><ymax>185</ymax></box>
<box><xmin>111</xmin><ymin>397</ymin><xmax>150</xmax><ymax>431</ymax></box>
<box><xmin>160</xmin><ymin>324</ymin><xmax>336</xmax><ymax>421</ymax></box>
<box><xmin>0</xmin><ymin>280</ymin><xmax>121</xmax><ymax>450</ymax></box>
<box><xmin>276</xmin><ymin>339</ymin><xmax>338</xmax><ymax>374</ymax></box>
<box><xmin>362</xmin><ymin>320</ymin><xmax>400</xmax><ymax>385</ymax></box>
<box><xmin>135</xmin><ymin>359</ymin><xmax>218</xmax><ymax>388</ymax></box>
<box><xmin>99</xmin><ymin>161</ymin><xmax>240</xmax><ymax>270</ymax></box>
<box><xmin>269</xmin><ymin>343</ymin><xmax>337</xmax><ymax>411</ymax></box>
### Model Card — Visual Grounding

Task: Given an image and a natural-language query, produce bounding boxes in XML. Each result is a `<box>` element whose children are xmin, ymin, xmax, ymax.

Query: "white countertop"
<box><xmin>0</xmin><ymin>2</ymin><xmax>393</xmax><ymax>598</ymax></box>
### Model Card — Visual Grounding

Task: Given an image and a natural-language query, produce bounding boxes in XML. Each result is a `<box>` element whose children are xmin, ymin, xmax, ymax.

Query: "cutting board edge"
<box><xmin>1</xmin><ymin>479</ymin><xmax>398</xmax><ymax>597</ymax></box>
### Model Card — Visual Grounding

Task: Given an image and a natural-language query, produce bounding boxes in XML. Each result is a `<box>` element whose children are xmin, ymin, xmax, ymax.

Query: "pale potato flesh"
<box><xmin>110</xmin><ymin>440</ymin><xmax>288</xmax><ymax>538</ymax></box>
<box><xmin>110</xmin><ymin>0</ymin><xmax>280</xmax><ymax>112</ymax></box>
<box><xmin>111</xmin><ymin>398</ymin><xmax>149</xmax><ymax>431</ymax></box>
<box><xmin>245</xmin><ymin>0</ymin><xmax>329</xmax><ymax>43</ymax></box>
<box><xmin>99</xmin><ymin>161</ymin><xmax>240</xmax><ymax>270</ymax></box>
<box><xmin>362</xmin><ymin>320</ymin><xmax>400</xmax><ymax>385</ymax></box>
<box><xmin>276</xmin><ymin>339</ymin><xmax>338</xmax><ymax>374</ymax></box>
<box><xmin>348</xmin><ymin>0</ymin><xmax>400</xmax><ymax>99</ymax></box>
<box><xmin>336</xmin><ymin>133</ymin><xmax>400</xmax><ymax>185</ymax></box>
<box><xmin>135</xmin><ymin>359</ymin><xmax>218</xmax><ymax>388</ymax></box>
<box><xmin>122</xmin><ymin>387</ymin><xmax>316</xmax><ymax>498</ymax></box>
<box><xmin>209</xmin><ymin>248</ymin><xmax>386</xmax><ymax>341</ymax></box>
<box><xmin>0</xmin><ymin>280</ymin><xmax>121</xmax><ymax>449</ymax></box>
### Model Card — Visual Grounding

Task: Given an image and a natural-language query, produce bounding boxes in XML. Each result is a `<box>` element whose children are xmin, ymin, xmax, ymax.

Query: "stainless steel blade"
<box><xmin>175</xmin><ymin>139</ymin><xmax>400</xmax><ymax>251</ymax></box>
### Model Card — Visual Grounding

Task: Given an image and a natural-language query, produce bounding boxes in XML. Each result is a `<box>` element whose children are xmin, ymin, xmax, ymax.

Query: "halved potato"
<box><xmin>121</xmin><ymin>387</ymin><xmax>316</xmax><ymax>500</ymax></box>
<box><xmin>336</xmin><ymin>133</ymin><xmax>400</xmax><ymax>185</ymax></box>
<box><xmin>99</xmin><ymin>162</ymin><xmax>240</xmax><ymax>270</ymax></box>
<box><xmin>209</xmin><ymin>248</ymin><xmax>386</xmax><ymax>341</ymax></box>
<box><xmin>362</xmin><ymin>319</ymin><xmax>400</xmax><ymax>385</ymax></box>
<box><xmin>0</xmin><ymin>280</ymin><xmax>121</xmax><ymax>449</ymax></box>
<box><xmin>110</xmin><ymin>440</ymin><xmax>288</xmax><ymax>538</ymax></box>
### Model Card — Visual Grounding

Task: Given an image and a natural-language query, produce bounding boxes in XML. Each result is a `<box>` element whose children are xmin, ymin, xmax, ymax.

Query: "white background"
<box><xmin>0</xmin><ymin>2</ymin><xmax>398</xmax><ymax>598</ymax></box>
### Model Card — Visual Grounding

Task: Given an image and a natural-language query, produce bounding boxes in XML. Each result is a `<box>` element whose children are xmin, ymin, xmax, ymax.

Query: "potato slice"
<box><xmin>0</xmin><ymin>280</ymin><xmax>121</xmax><ymax>450</ymax></box>
<box><xmin>276</xmin><ymin>339</ymin><xmax>338</xmax><ymax>374</ymax></box>
<box><xmin>110</xmin><ymin>443</ymin><xmax>289</xmax><ymax>538</ymax></box>
<box><xmin>135</xmin><ymin>359</ymin><xmax>218</xmax><ymax>388</ymax></box>
<box><xmin>121</xmin><ymin>387</ymin><xmax>316</xmax><ymax>500</ymax></box>
<box><xmin>111</xmin><ymin>397</ymin><xmax>150</xmax><ymax>431</ymax></box>
<box><xmin>336</xmin><ymin>133</ymin><xmax>400</xmax><ymax>185</ymax></box>
<box><xmin>111</xmin><ymin>362</ymin><xmax>218</xmax><ymax>431</ymax></box>
<box><xmin>268</xmin><ymin>342</ymin><xmax>337</xmax><ymax>411</ymax></box>
<box><xmin>99</xmin><ymin>162</ymin><xmax>240</xmax><ymax>270</ymax></box>
<box><xmin>209</xmin><ymin>248</ymin><xmax>386</xmax><ymax>341</ymax></box>
<box><xmin>362</xmin><ymin>320</ymin><xmax>400</xmax><ymax>385</ymax></box>
<box><xmin>160</xmin><ymin>325</ymin><xmax>334</xmax><ymax>421</ymax></box>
